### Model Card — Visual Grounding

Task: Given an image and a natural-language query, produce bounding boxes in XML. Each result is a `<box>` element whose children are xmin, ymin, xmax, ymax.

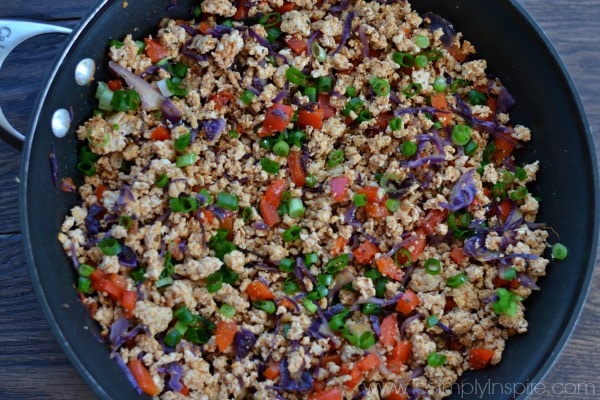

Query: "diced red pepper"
<box><xmin>353</xmin><ymin>240</ymin><xmax>379</xmax><ymax>264</ymax></box>
<box><xmin>330</xmin><ymin>176</ymin><xmax>349</xmax><ymax>202</ymax></box>
<box><xmin>150</xmin><ymin>126</ymin><xmax>171</xmax><ymax>141</ymax></box>
<box><xmin>376</xmin><ymin>256</ymin><xmax>404</xmax><ymax>282</ymax></box>
<box><xmin>395</xmin><ymin>290</ymin><xmax>420</xmax><ymax>315</ymax></box>
<box><xmin>144</xmin><ymin>38</ymin><xmax>167</xmax><ymax>63</ymax></box>
<box><xmin>297</xmin><ymin>108</ymin><xmax>324</xmax><ymax>130</ymax></box>
<box><xmin>215</xmin><ymin>320</ymin><xmax>238</xmax><ymax>352</ymax></box>
<box><xmin>421</xmin><ymin>209</ymin><xmax>449</xmax><ymax>236</ymax></box>
<box><xmin>260</xmin><ymin>103</ymin><xmax>294</xmax><ymax>137</ymax></box>
<box><xmin>379</xmin><ymin>314</ymin><xmax>399</xmax><ymax>347</ymax></box>
<box><xmin>128</xmin><ymin>359</ymin><xmax>160</xmax><ymax>396</ymax></box>
<box><xmin>288</xmin><ymin>151</ymin><xmax>307</xmax><ymax>187</ymax></box>
<box><xmin>245</xmin><ymin>280</ymin><xmax>275</xmax><ymax>301</ymax></box>
<box><xmin>318</xmin><ymin>93</ymin><xmax>336</xmax><ymax>120</ymax></box>
<box><xmin>284</xmin><ymin>36</ymin><xmax>307</xmax><ymax>55</ymax></box>
<box><xmin>468</xmin><ymin>348</ymin><xmax>495</xmax><ymax>370</ymax></box>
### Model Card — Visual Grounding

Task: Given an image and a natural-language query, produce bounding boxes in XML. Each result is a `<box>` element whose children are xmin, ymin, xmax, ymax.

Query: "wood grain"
<box><xmin>0</xmin><ymin>1</ymin><xmax>598</xmax><ymax>399</ymax></box>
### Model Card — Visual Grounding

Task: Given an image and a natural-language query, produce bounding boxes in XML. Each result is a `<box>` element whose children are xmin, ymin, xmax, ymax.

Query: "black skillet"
<box><xmin>0</xmin><ymin>0</ymin><xmax>596</xmax><ymax>398</ymax></box>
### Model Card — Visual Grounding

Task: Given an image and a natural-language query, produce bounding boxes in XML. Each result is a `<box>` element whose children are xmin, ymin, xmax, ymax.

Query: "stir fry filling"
<box><xmin>58</xmin><ymin>0</ymin><xmax>564</xmax><ymax>399</ymax></box>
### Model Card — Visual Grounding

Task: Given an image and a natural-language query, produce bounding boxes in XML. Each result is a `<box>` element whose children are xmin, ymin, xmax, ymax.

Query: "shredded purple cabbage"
<box><xmin>85</xmin><ymin>203</ymin><xmax>104</xmax><ymax>237</ymax></box>
<box><xmin>370</xmin><ymin>315</ymin><xmax>381</xmax><ymax>337</ymax></box>
<box><xmin>118</xmin><ymin>245</ymin><xmax>138</xmax><ymax>268</ymax></box>
<box><xmin>358</xmin><ymin>25</ymin><xmax>369</xmax><ymax>58</ymax></box>
<box><xmin>158</xmin><ymin>362</ymin><xmax>184</xmax><ymax>392</ymax></box>
<box><xmin>329</xmin><ymin>0</ymin><xmax>349</xmax><ymax>14</ymax></box>
<box><xmin>441</xmin><ymin>170</ymin><xmax>477</xmax><ymax>211</ymax></box>
<box><xmin>49</xmin><ymin>143</ymin><xmax>59</xmax><ymax>187</ymax></box>
<box><xmin>113</xmin><ymin>185</ymin><xmax>135</xmax><ymax>213</ymax></box>
<box><xmin>269</xmin><ymin>358</ymin><xmax>313</xmax><ymax>392</ymax></box>
<box><xmin>343</xmin><ymin>205</ymin><xmax>362</xmax><ymax>229</ymax></box>
<box><xmin>234</xmin><ymin>328</ymin><xmax>257</xmax><ymax>359</ymax></box>
<box><xmin>424</xmin><ymin>13</ymin><xmax>456</xmax><ymax>48</ymax></box>
<box><xmin>332</xmin><ymin>11</ymin><xmax>355</xmax><ymax>55</ymax></box>
<box><xmin>404</xmin><ymin>154</ymin><xmax>446</xmax><ymax>168</ymax></box>
<box><xmin>182</xmin><ymin>39</ymin><xmax>208</xmax><ymax>62</ymax></box>
<box><xmin>496</xmin><ymin>86</ymin><xmax>516</xmax><ymax>114</ymax></box>
<box><xmin>203</xmin><ymin>118</ymin><xmax>226</xmax><ymax>141</ymax></box>
<box><xmin>518</xmin><ymin>273</ymin><xmax>540</xmax><ymax>290</ymax></box>
<box><xmin>399</xmin><ymin>313</ymin><xmax>422</xmax><ymax>337</ymax></box>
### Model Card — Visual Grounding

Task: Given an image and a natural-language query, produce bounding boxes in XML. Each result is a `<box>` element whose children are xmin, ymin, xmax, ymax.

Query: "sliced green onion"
<box><xmin>424</xmin><ymin>49</ymin><xmax>443</xmax><ymax>61</ymax></box>
<box><xmin>171</xmin><ymin>62</ymin><xmax>188</xmax><ymax>78</ymax></box>
<box><xmin>286</xmin><ymin>66</ymin><xmax>308</xmax><ymax>86</ymax></box>
<box><xmin>119</xmin><ymin>215</ymin><xmax>133</xmax><ymax>229</ymax></box>
<box><xmin>329</xmin><ymin>309</ymin><xmax>350</xmax><ymax>331</ymax></box>
<box><xmin>155</xmin><ymin>173</ymin><xmax>169</xmax><ymax>188</ymax></box>
<box><xmin>304</xmin><ymin>86</ymin><xmax>317</xmax><ymax>102</ymax></box>
<box><xmin>303</xmin><ymin>298</ymin><xmax>318</xmax><ymax>313</ymax></box>
<box><xmin>450</xmin><ymin>78</ymin><xmax>470</xmax><ymax>93</ymax></box>
<box><xmin>164</xmin><ymin>328</ymin><xmax>182</xmax><ymax>347</ymax></box>
<box><xmin>305</xmin><ymin>174</ymin><xmax>317</xmax><ymax>187</ymax></box>
<box><xmin>468</xmin><ymin>89</ymin><xmax>487</xmax><ymax>106</ymax></box>
<box><xmin>270</xmin><ymin>140</ymin><xmax>289</xmax><ymax>158</ymax></box>
<box><xmin>355</xmin><ymin>110</ymin><xmax>373</xmax><ymax>124</ymax></box>
<box><xmin>253</xmin><ymin>300</ymin><xmax>276</xmax><ymax>314</ymax></box>
<box><xmin>176</xmin><ymin>153</ymin><xmax>196</xmax><ymax>168</ymax></box>
<box><xmin>241</xmin><ymin>207</ymin><xmax>254</xmax><ymax>222</ymax></box>
<box><xmin>165</xmin><ymin>77</ymin><xmax>188</xmax><ymax>97</ymax></box>
<box><xmin>311</xmin><ymin>40</ymin><xmax>327</xmax><ymax>62</ymax></box>
<box><xmin>374</xmin><ymin>277</ymin><xmax>388</xmax><ymax>298</ymax></box>
<box><xmin>216</xmin><ymin>192</ymin><xmax>239</xmax><ymax>211</ymax></box>
<box><xmin>385</xmin><ymin>199</ymin><xmax>400</xmax><ymax>213</ymax></box>
<box><xmin>77</xmin><ymin>160</ymin><xmax>96</xmax><ymax>177</ymax></box>
<box><xmin>109</xmin><ymin>39</ymin><xmax>124</xmax><ymax>49</ymax></box>
<box><xmin>174</xmin><ymin>306</ymin><xmax>195</xmax><ymax>325</ymax></box>
<box><xmin>345</xmin><ymin>86</ymin><xmax>357</xmax><ymax>97</ymax></box>
<box><xmin>551</xmin><ymin>243</ymin><xmax>568</xmax><ymax>260</ymax></box>
<box><xmin>451</xmin><ymin>124</ymin><xmax>472</xmax><ymax>146</ymax></box>
<box><xmin>307</xmin><ymin>285</ymin><xmax>329</xmax><ymax>300</ymax></box>
<box><xmin>130</xmin><ymin>267</ymin><xmax>146</xmax><ymax>284</ymax></box>
<box><xmin>191</xmin><ymin>5</ymin><xmax>202</xmax><ymax>18</ymax></box>
<box><xmin>98</xmin><ymin>237</ymin><xmax>122</xmax><ymax>256</ymax></box>
<box><xmin>288</xmin><ymin>198</ymin><xmax>305</xmax><ymax>218</ymax></box>
<box><xmin>370</xmin><ymin>77</ymin><xmax>390</xmax><ymax>96</ymax></box>
<box><xmin>279</xmin><ymin>258</ymin><xmax>295</xmax><ymax>273</ymax></box>
<box><xmin>174</xmin><ymin>132</ymin><xmax>191</xmax><ymax>152</ymax></box>
<box><xmin>259</xmin><ymin>12</ymin><xmax>281</xmax><ymax>29</ymax></box>
<box><xmin>281</xmin><ymin>190</ymin><xmax>292</xmax><ymax>204</ymax></box>
<box><xmin>135</xmin><ymin>40</ymin><xmax>145</xmax><ymax>55</ymax></box>
<box><xmin>364</xmin><ymin>269</ymin><xmax>381</xmax><ymax>280</ymax></box>
<box><xmin>392</xmin><ymin>52</ymin><xmax>415</xmax><ymax>68</ymax></box>
<box><xmin>358</xmin><ymin>331</ymin><xmax>376</xmax><ymax>349</ymax></box>
<box><xmin>492</xmin><ymin>288</ymin><xmax>523</xmax><ymax>316</ymax></box>
<box><xmin>317</xmin><ymin>273</ymin><xmax>332</xmax><ymax>286</ymax></box>
<box><xmin>78</xmin><ymin>263</ymin><xmax>95</xmax><ymax>277</ymax></box>
<box><xmin>284</xmin><ymin>277</ymin><xmax>298</xmax><ymax>294</ymax></box>
<box><xmin>286</xmin><ymin>130</ymin><xmax>307</xmax><ymax>148</ymax></box>
<box><xmin>400</xmin><ymin>141</ymin><xmax>417</xmax><ymax>157</ymax></box>
<box><xmin>228</xmin><ymin>129</ymin><xmax>239</xmax><ymax>139</ymax></box>
<box><xmin>266</xmin><ymin>27</ymin><xmax>283</xmax><ymax>43</ymax></box>
<box><xmin>240</xmin><ymin>89</ymin><xmax>256</xmax><ymax>105</ymax></box>
<box><xmin>393</xmin><ymin>248</ymin><xmax>412</xmax><ymax>268</ymax></box>
<box><xmin>317</xmin><ymin>76</ymin><xmax>333</xmax><ymax>94</ymax></box>
<box><xmin>414</xmin><ymin>54</ymin><xmax>428</xmax><ymax>68</ymax></box>
<box><xmin>515</xmin><ymin>166</ymin><xmax>527</xmax><ymax>181</ymax></box>
<box><xmin>169</xmin><ymin>196</ymin><xmax>198</xmax><ymax>213</ymax></box>
<box><xmin>492</xmin><ymin>182</ymin><xmax>506</xmax><ymax>201</ymax></box>
<box><xmin>509</xmin><ymin>186</ymin><xmax>528</xmax><ymax>201</ymax></box>
<box><xmin>427</xmin><ymin>352</ymin><xmax>447</xmax><ymax>367</ymax></box>
<box><xmin>447</xmin><ymin>272</ymin><xmax>468</xmax><ymax>288</ymax></box>
<box><xmin>111</xmin><ymin>89</ymin><xmax>141</xmax><ymax>112</ymax></box>
<box><xmin>362</xmin><ymin>303</ymin><xmax>381</xmax><ymax>315</ymax></box>
<box><xmin>402</xmin><ymin>82</ymin><xmax>422</xmax><ymax>98</ymax></box>
<box><xmin>283</xmin><ymin>225</ymin><xmax>302</xmax><ymax>242</ymax></box>
<box><xmin>325</xmin><ymin>254</ymin><xmax>349</xmax><ymax>274</ymax></box>
<box><xmin>198</xmin><ymin>188</ymin><xmax>214</xmax><ymax>205</ymax></box>
<box><xmin>464</xmin><ymin>140</ymin><xmax>478</xmax><ymax>156</ymax></box>
<box><xmin>261</xmin><ymin>157</ymin><xmax>280</xmax><ymax>175</ymax></box>
<box><xmin>353</xmin><ymin>193</ymin><xmax>368</xmax><ymax>207</ymax></box>
<box><xmin>389</xmin><ymin>117</ymin><xmax>403</xmax><ymax>131</ymax></box>
<box><xmin>426</xmin><ymin>315</ymin><xmax>439</xmax><ymax>328</ymax></box>
<box><xmin>78</xmin><ymin>276</ymin><xmax>92</xmax><ymax>293</ymax></box>
<box><xmin>424</xmin><ymin>258</ymin><xmax>441</xmax><ymax>275</ymax></box>
<box><xmin>206</xmin><ymin>271</ymin><xmax>223</xmax><ymax>293</ymax></box>
<box><xmin>327</xmin><ymin>149</ymin><xmax>345</xmax><ymax>168</ymax></box>
<box><xmin>414</xmin><ymin>34</ymin><xmax>430</xmax><ymax>49</ymax></box>
<box><xmin>433</xmin><ymin>76</ymin><xmax>447</xmax><ymax>93</ymax></box>
<box><xmin>502</xmin><ymin>267</ymin><xmax>517</xmax><ymax>281</ymax></box>
<box><xmin>156</xmin><ymin>276</ymin><xmax>174</xmax><ymax>288</ymax></box>
<box><xmin>342</xmin><ymin>97</ymin><xmax>364</xmax><ymax>117</ymax></box>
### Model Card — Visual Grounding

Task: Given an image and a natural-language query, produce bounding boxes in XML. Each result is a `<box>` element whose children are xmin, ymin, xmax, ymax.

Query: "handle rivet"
<box><xmin>51</xmin><ymin>108</ymin><xmax>71</xmax><ymax>138</ymax></box>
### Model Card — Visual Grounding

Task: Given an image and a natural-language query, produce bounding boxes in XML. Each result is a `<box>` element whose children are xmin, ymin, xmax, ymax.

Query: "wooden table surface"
<box><xmin>1</xmin><ymin>1</ymin><xmax>598</xmax><ymax>399</ymax></box>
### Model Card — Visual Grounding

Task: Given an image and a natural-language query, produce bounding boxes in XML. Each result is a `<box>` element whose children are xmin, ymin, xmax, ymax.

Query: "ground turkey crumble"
<box><xmin>58</xmin><ymin>1</ymin><xmax>558</xmax><ymax>399</ymax></box>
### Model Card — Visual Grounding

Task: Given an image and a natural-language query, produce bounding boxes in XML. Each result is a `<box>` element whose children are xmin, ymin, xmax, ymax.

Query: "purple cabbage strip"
<box><xmin>118</xmin><ymin>245</ymin><xmax>138</xmax><ymax>268</ymax></box>
<box><xmin>357</xmin><ymin>292</ymin><xmax>403</xmax><ymax>307</ymax></box>
<box><xmin>332</xmin><ymin>11</ymin><xmax>355</xmax><ymax>55</ymax></box>
<box><xmin>49</xmin><ymin>143</ymin><xmax>59</xmax><ymax>187</ymax></box>
<box><xmin>453</xmin><ymin>94</ymin><xmax>516</xmax><ymax>141</ymax></box>
<box><xmin>409</xmin><ymin>365</ymin><xmax>425</xmax><ymax>379</ymax></box>
<box><xmin>178</xmin><ymin>23</ymin><xmax>198</xmax><ymax>37</ymax></box>
<box><xmin>343</xmin><ymin>205</ymin><xmax>362</xmax><ymax>229</ymax></box>
<box><xmin>496</xmin><ymin>86</ymin><xmax>516</xmax><ymax>114</ymax></box>
<box><xmin>395</xmin><ymin>106</ymin><xmax>449</xmax><ymax>117</ymax></box>
<box><xmin>424</xmin><ymin>12</ymin><xmax>456</xmax><ymax>48</ymax></box>
<box><xmin>370</xmin><ymin>315</ymin><xmax>381</xmax><ymax>338</ymax></box>
<box><xmin>85</xmin><ymin>203</ymin><xmax>104</xmax><ymax>237</ymax></box>
<box><xmin>404</xmin><ymin>154</ymin><xmax>446</xmax><ymax>168</ymax></box>
<box><xmin>269</xmin><ymin>358</ymin><xmax>313</xmax><ymax>392</ymax></box>
<box><xmin>440</xmin><ymin>169</ymin><xmax>477</xmax><ymax>211</ymax></box>
<box><xmin>400</xmin><ymin>313</ymin><xmax>422</xmax><ymax>337</ymax></box>
<box><xmin>329</xmin><ymin>0</ymin><xmax>349</xmax><ymax>14</ymax></box>
<box><xmin>203</xmin><ymin>118</ymin><xmax>226</xmax><ymax>142</ymax></box>
<box><xmin>206</xmin><ymin>25</ymin><xmax>234</xmax><ymax>39</ymax></box>
<box><xmin>113</xmin><ymin>184</ymin><xmax>135</xmax><ymax>213</ymax></box>
<box><xmin>182</xmin><ymin>39</ymin><xmax>208</xmax><ymax>62</ymax></box>
<box><xmin>306</xmin><ymin>30</ymin><xmax>321</xmax><ymax>58</ymax></box>
<box><xmin>235</xmin><ymin>328</ymin><xmax>257</xmax><ymax>360</ymax></box>
<box><xmin>358</xmin><ymin>25</ymin><xmax>369</xmax><ymax>58</ymax></box>
<box><xmin>518</xmin><ymin>272</ymin><xmax>540</xmax><ymax>290</ymax></box>
<box><xmin>159</xmin><ymin>362</ymin><xmax>184</xmax><ymax>392</ymax></box>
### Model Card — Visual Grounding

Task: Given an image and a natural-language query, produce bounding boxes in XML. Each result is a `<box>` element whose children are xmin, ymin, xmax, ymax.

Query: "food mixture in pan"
<box><xmin>58</xmin><ymin>0</ymin><xmax>567</xmax><ymax>398</ymax></box>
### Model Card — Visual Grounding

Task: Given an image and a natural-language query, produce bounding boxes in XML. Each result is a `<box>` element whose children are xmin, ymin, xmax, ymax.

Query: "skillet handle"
<box><xmin>0</xmin><ymin>20</ymin><xmax>72</xmax><ymax>150</ymax></box>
